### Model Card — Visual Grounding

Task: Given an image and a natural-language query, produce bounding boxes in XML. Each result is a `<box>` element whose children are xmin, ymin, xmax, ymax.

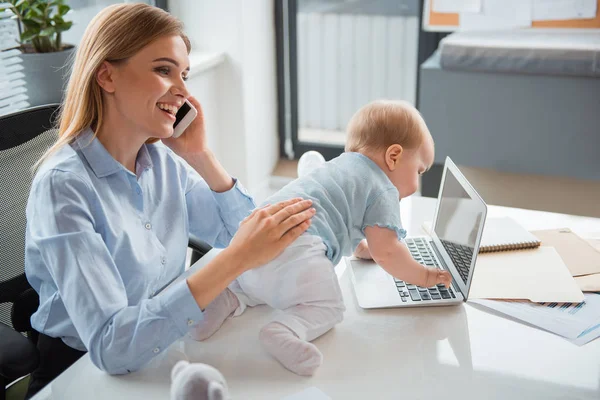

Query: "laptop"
<box><xmin>347</xmin><ymin>157</ymin><xmax>488</xmax><ymax>308</ymax></box>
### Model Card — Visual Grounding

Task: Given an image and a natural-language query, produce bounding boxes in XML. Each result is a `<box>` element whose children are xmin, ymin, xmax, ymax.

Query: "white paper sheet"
<box><xmin>471</xmin><ymin>292</ymin><xmax>600</xmax><ymax>342</ymax></box>
<box><xmin>533</xmin><ymin>0</ymin><xmax>597</xmax><ymax>21</ymax></box>
<box><xmin>460</xmin><ymin>0</ymin><xmax>532</xmax><ymax>30</ymax></box>
<box><xmin>433</xmin><ymin>0</ymin><xmax>482</xmax><ymax>13</ymax></box>
<box><xmin>573</xmin><ymin>320</ymin><xmax>600</xmax><ymax>345</ymax></box>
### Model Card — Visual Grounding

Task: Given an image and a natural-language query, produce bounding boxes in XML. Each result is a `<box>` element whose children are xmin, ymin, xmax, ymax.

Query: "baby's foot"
<box><xmin>189</xmin><ymin>288</ymin><xmax>239</xmax><ymax>341</ymax></box>
<box><xmin>297</xmin><ymin>150</ymin><xmax>325</xmax><ymax>178</ymax></box>
<box><xmin>259</xmin><ymin>322</ymin><xmax>323</xmax><ymax>376</ymax></box>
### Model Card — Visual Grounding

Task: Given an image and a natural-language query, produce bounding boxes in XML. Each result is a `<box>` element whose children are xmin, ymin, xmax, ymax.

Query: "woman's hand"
<box><xmin>163</xmin><ymin>96</ymin><xmax>234</xmax><ymax>193</ymax></box>
<box><xmin>226</xmin><ymin>198</ymin><xmax>316</xmax><ymax>271</ymax></box>
<box><xmin>162</xmin><ymin>95</ymin><xmax>208</xmax><ymax>156</ymax></box>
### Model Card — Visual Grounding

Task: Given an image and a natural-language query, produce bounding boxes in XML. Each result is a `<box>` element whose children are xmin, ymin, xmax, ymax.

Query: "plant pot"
<box><xmin>19</xmin><ymin>45</ymin><xmax>75</xmax><ymax>107</ymax></box>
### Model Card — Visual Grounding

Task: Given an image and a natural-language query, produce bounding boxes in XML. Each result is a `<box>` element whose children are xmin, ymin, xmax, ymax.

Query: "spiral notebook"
<box><xmin>422</xmin><ymin>216</ymin><xmax>541</xmax><ymax>253</ymax></box>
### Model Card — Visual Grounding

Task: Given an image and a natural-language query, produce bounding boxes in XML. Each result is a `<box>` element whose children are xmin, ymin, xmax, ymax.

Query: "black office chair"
<box><xmin>0</xmin><ymin>104</ymin><xmax>211</xmax><ymax>400</ymax></box>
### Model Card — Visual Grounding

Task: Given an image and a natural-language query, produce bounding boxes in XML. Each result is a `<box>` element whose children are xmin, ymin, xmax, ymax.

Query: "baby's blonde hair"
<box><xmin>345</xmin><ymin>100</ymin><xmax>429</xmax><ymax>153</ymax></box>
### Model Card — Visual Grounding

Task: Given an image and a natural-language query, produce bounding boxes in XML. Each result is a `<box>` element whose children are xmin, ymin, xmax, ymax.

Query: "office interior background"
<box><xmin>1</xmin><ymin>0</ymin><xmax>600</xmax><ymax>398</ymax></box>
<box><xmin>2</xmin><ymin>0</ymin><xmax>598</xmax><ymax>217</ymax></box>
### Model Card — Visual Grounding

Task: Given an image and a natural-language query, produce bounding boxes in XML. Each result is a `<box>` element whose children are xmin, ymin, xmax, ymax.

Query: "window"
<box><xmin>276</xmin><ymin>0</ymin><xmax>422</xmax><ymax>160</ymax></box>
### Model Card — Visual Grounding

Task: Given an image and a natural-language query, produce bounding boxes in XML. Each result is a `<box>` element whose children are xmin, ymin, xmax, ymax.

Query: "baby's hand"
<box><xmin>425</xmin><ymin>268</ymin><xmax>452</xmax><ymax>288</ymax></box>
<box><xmin>353</xmin><ymin>239</ymin><xmax>372</xmax><ymax>260</ymax></box>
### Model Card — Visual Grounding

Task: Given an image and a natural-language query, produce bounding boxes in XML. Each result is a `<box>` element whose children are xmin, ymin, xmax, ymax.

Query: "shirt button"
<box><xmin>187</xmin><ymin>319</ymin><xmax>194</xmax><ymax>326</ymax></box>
<box><xmin>161</xmin><ymin>257</ymin><xmax>166</xmax><ymax>265</ymax></box>
<box><xmin>153</xmin><ymin>347</ymin><xmax>160</xmax><ymax>354</ymax></box>
<box><xmin>136</xmin><ymin>187</ymin><xmax>141</xmax><ymax>194</ymax></box>
<box><xmin>145</xmin><ymin>223</ymin><xmax>152</xmax><ymax>230</ymax></box>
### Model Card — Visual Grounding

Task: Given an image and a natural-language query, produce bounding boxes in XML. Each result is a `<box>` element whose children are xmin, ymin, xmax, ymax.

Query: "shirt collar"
<box><xmin>135</xmin><ymin>143</ymin><xmax>153</xmax><ymax>172</ymax></box>
<box><xmin>75</xmin><ymin>128</ymin><xmax>154</xmax><ymax>178</ymax></box>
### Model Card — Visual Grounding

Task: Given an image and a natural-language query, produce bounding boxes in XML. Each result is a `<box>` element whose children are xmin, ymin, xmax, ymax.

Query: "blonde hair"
<box><xmin>345</xmin><ymin>100</ymin><xmax>429</xmax><ymax>153</ymax></box>
<box><xmin>34</xmin><ymin>3</ymin><xmax>191</xmax><ymax>170</ymax></box>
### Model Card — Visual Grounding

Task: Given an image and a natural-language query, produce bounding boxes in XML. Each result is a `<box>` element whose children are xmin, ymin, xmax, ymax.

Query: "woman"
<box><xmin>23</xmin><ymin>3</ymin><xmax>314</xmax><ymax>397</ymax></box>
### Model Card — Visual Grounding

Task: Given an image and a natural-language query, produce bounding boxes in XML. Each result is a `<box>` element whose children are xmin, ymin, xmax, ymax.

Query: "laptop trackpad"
<box><xmin>350</xmin><ymin>259</ymin><xmax>402</xmax><ymax>308</ymax></box>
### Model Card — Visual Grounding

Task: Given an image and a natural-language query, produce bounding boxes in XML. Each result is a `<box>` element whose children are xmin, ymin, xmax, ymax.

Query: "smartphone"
<box><xmin>172</xmin><ymin>99</ymin><xmax>198</xmax><ymax>138</ymax></box>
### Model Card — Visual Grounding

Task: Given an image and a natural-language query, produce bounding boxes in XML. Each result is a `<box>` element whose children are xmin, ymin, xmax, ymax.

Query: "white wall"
<box><xmin>169</xmin><ymin>0</ymin><xmax>279</xmax><ymax>194</ymax></box>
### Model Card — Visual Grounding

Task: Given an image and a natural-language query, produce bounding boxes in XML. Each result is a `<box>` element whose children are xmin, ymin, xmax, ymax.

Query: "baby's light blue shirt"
<box><xmin>25</xmin><ymin>128</ymin><xmax>255</xmax><ymax>374</ymax></box>
<box><xmin>265</xmin><ymin>152</ymin><xmax>406</xmax><ymax>266</ymax></box>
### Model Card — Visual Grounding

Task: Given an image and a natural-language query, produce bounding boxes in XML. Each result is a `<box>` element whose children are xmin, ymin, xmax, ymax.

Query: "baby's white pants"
<box><xmin>229</xmin><ymin>234</ymin><xmax>345</xmax><ymax>341</ymax></box>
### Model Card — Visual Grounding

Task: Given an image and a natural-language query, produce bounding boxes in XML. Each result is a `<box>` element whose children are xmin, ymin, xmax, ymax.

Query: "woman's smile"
<box><xmin>157</xmin><ymin>102</ymin><xmax>177</xmax><ymax>122</ymax></box>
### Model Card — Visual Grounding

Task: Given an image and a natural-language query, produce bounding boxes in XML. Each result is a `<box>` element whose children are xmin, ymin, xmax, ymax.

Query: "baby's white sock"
<box><xmin>297</xmin><ymin>150</ymin><xmax>325</xmax><ymax>178</ymax></box>
<box><xmin>189</xmin><ymin>288</ymin><xmax>239</xmax><ymax>341</ymax></box>
<box><xmin>259</xmin><ymin>322</ymin><xmax>323</xmax><ymax>376</ymax></box>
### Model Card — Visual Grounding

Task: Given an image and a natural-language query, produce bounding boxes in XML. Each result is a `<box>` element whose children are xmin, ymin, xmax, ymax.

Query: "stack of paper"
<box><xmin>471</xmin><ymin>292</ymin><xmax>600</xmax><ymax>345</ymax></box>
<box><xmin>469</xmin><ymin>228</ymin><xmax>600</xmax><ymax>345</ymax></box>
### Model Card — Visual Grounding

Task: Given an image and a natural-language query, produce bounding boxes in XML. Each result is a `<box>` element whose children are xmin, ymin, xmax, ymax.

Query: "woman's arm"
<box><xmin>364</xmin><ymin>226</ymin><xmax>451</xmax><ymax>288</ymax></box>
<box><xmin>28</xmin><ymin>171</ymin><xmax>314</xmax><ymax>376</ymax></box>
<box><xmin>182</xmin><ymin>149</ymin><xmax>233</xmax><ymax>193</ymax></box>
<box><xmin>163</xmin><ymin>96</ymin><xmax>256</xmax><ymax>247</ymax></box>
<box><xmin>26</xmin><ymin>170</ymin><xmax>206</xmax><ymax>375</ymax></box>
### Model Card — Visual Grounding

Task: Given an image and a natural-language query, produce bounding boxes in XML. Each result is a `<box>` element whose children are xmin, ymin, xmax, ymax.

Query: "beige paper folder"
<box><xmin>574</xmin><ymin>274</ymin><xmax>600</xmax><ymax>292</ymax></box>
<box><xmin>531</xmin><ymin>229</ymin><xmax>600</xmax><ymax>277</ymax></box>
<box><xmin>469</xmin><ymin>247</ymin><xmax>584</xmax><ymax>303</ymax></box>
<box><xmin>587</xmin><ymin>238</ymin><xmax>600</xmax><ymax>252</ymax></box>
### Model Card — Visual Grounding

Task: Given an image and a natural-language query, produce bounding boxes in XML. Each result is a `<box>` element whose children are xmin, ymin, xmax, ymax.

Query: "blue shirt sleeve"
<box><xmin>183</xmin><ymin>164</ymin><xmax>256</xmax><ymax>248</ymax></box>
<box><xmin>361</xmin><ymin>188</ymin><xmax>407</xmax><ymax>241</ymax></box>
<box><xmin>27</xmin><ymin>170</ymin><xmax>205</xmax><ymax>374</ymax></box>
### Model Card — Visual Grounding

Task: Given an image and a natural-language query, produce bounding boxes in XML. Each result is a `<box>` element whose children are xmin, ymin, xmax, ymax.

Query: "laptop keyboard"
<box><xmin>394</xmin><ymin>238</ymin><xmax>456</xmax><ymax>303</ymax></box>
<box><xmin>440</xmin><ymin>240</ymin><xmax>473</xmax><ymax>284</ymax></box>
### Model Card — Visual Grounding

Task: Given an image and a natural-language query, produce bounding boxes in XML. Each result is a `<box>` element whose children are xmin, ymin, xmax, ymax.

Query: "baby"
<box><xmin>191</xmin><ymin>100</ymin><xmax>451</xmax><ymax>376</ymax></box>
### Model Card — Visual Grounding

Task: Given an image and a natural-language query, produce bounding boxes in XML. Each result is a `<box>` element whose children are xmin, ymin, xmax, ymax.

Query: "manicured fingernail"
<box><xmin>311</xmin><ymin>208</ymin><xmax>316</xmax><ymax>213</ymax></box>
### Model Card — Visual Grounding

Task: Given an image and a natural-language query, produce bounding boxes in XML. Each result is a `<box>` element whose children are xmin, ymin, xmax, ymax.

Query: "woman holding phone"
<box><xmin>23</xmin><ymin>4</ymin><xmax>314</xmax><ymax>398</ymax></box>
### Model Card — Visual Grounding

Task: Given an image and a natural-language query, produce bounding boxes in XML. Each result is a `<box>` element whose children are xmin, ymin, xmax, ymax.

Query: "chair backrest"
<box><xmin>0</xmin><ymin>104</ymin><xmax>60</xmax><ymax>331</ymax></box>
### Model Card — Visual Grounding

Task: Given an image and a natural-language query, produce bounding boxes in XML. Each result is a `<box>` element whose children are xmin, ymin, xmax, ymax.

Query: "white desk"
<box><xmin>34</xmin><ymin>196</ymin><xmax>600</xmax><ymax>400</ymax></box>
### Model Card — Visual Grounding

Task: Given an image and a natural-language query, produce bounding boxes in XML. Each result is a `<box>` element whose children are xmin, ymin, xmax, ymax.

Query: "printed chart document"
<box><xmin>471</xmin><ymin>292</ymin><xmax>600</xmax><ymax>345</ymax></box>
<box><xmin>469</xmin><ymin>247</ymin><xmax>584</xmax><ymax>303</ymax></box>
<box><xmin>433</xmin><ymin>0</ymin><xmax>482</xmax><ymax>13</ymax></box>
<box><xmin>532</xmin><ymin>0</ymin><xmax>597</xmax><ymax>21</ymax></box>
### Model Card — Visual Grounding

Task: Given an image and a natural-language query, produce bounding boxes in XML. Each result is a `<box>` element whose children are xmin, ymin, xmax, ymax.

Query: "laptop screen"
<box><xmin>433</xmin><ymin>167</ymin><xmax>485</xmax><ymax>285</ymax></box>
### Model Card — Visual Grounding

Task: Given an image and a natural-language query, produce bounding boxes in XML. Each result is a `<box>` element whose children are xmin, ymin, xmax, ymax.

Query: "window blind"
<box><xmin>0</xmin><ymin>5</ymin><xmax>28</xmax><ymax>117</ymax></box>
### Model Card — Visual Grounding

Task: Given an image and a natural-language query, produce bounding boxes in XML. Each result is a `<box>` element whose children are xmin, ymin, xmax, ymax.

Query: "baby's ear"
<box><xmin>385</xmin><ymin>144</ymin><xmax>403</xmax><ymax>170</ymax></box>
<box><xmin>207</xmin><ymin>382</ymin><xmax>225</xmax><ymax>400</ymax></box>
<box><xmin>171</xmin><ymin>360</ymin><xmax>190</xmax><ymax>382</ymax></box>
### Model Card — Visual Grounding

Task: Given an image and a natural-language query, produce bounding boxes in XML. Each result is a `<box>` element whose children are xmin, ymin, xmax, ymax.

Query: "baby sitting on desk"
<box><xmin>190</xmin><ymin>100</ymin><xmax>451</xmax><ymax>376</ymax></box>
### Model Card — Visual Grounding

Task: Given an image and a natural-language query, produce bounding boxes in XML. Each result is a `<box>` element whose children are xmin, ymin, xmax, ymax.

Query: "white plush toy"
<box><xmin>170</xmin><ymin>360</ymin><xmax>230</xmax><ymax>400</ymax></box>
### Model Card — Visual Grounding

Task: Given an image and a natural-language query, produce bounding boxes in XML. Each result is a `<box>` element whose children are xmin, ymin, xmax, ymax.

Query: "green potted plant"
<box><xmin>0</xmin><ymin>0</ymin><xmax>74</xmax><ymax>105</ymax></box>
